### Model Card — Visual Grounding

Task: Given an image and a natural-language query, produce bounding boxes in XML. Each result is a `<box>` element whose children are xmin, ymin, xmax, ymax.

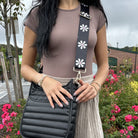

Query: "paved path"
<box><xmin>0</xmin><ymin>79</ymin><xmax>31</xmax><ymax>105</ymax></box>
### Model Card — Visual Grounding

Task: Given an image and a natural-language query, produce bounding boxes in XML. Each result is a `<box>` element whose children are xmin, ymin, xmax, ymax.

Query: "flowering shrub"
<box><xmin>99</xmin><ymin>69</ymin><xmax>138</xmax><ymax>138</ymax></box>
<box><xmin>0</xmin><ymin>68</ymin><xmax>138</xmax><ymax>137</ymax></box>
<box><xmin>131</xmin><ymin>66</ymin><xmax>138</xmax><ymax>81</ymax></box>
<box><xmin>0</xmin><ymin>99</ymin><xmax>26</xmax><ymax>138</ymax></box>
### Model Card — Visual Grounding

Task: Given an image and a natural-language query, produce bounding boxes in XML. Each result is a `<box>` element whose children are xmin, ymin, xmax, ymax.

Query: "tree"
<box><xmin>0</xmin><ymin>0</ymin><xmax>25</xmax><ymax>103</ymax></box>
<box><xmin>132</xmin><ymin>46</ymin><xmax>136</xmax><ymax>52</ymax></box>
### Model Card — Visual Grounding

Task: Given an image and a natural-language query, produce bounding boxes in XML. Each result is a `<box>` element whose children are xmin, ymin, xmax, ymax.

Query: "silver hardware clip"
<box><xmin>73</xmin><ymin>67</ymin><xmax>87</xmax><ymax>85</ymax></box>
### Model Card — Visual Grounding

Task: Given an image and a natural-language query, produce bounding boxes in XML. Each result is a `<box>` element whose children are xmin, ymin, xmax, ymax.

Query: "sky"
<box><xmin>0</xmin><ymin>0</ymin><xmax>138</xmax><ymax>48</ymax></box>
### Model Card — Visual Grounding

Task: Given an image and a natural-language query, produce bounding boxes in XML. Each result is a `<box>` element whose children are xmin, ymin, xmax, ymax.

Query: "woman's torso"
<box><xmin>41</xmin><ymin>3</ymin><xmax>104</xmax><ymax>78</ymax></box>
<box><xmin>24</xmin><ymin>2</ymin><xmax>106</xmax><ymax>78</ymax></box>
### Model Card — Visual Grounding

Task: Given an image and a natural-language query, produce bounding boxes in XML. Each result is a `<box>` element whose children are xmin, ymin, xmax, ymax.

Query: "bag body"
<box><xmin>20</xmin><ymin>79</ymin><xmax>78</xmax><ymax>138</ymax></box>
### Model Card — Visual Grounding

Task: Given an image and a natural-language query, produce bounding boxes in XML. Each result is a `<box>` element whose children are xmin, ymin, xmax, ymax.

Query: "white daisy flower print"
<box><xmin>80</xmin><ymin>24</ymin><xmax>89</xmax><ymax>32</ymax></box>
<box><xmin>78</xmin><ymin>40</ymin><xmax>87</xmax><ymax>49</ymax></box>
<box><xmin>76</xmin><ymin>58</ymin><xmax>85</xmax><ymax>68</ymax></box>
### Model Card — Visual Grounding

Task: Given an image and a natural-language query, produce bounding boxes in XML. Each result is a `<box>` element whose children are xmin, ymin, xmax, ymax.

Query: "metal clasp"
<box><xmin>80</xmin><ymin>12</ymin><xmax>91</xmax><ymax>20</ymax></box>
<box><xmin>73</xmin><ymin>67</ymin><xmax>87</xmax><ymax>85</ymax></box>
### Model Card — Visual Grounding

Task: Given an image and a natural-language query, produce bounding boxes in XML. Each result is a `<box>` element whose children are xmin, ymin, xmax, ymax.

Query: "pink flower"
<box><xmin>114</xmin><ymin>104</ymin><xmax>121</xmax><ymax>113</ymax></box>
<box><xmin>132</xmin><ymin>105</ymin><xmax>138</xmax><ymax>113</ymax></box>
<box><xmin>7</xmin><ymin>122</ymin><xmax>13</xmax><ymax>127</ymax></box>
<box><xmin>126</xmin><ymin>135</ymin><xmax>130</xmax><ymax>138</ymax></box>
<box><xmin>135</xmin><ymin>107</ymin><xmax>138</xmax><ymax>112</ymax></box>
<box><xmin>132</xmin><ymin>105</ymin><xmax>137</xmax><ymax>109</ymax></box>
<box><xmin>112</xmin><ymin>74</ymin><xmax>117</xmax><ymax>78</ymax></box>
<box><xmin>127</xmin><ymin>126</ymin><xmax>134</xmax><ymax>131</ymax></box>
<box><xmin>111</xmin><ymin>104</ymin><xmax>121</xmax><ymax>114</ymax></box>
<box><xmin>120</xmin><ymin>129</ymin><xmax>124</xmax><ymax>134</ymax></box>
<box><xmin>2</xmin><ymin>118</ymin><xmax>7</xmax><ymax>125</ymax></box>
<box><xmin>132</xmin><ymin>70</ymin><xmax>135</xmax><ymax>74</ymax></box>
<box><xmin>5</xmin><ymin>116</ymin><xmax>11</xmax><ymax>121</ymax></box>
<box><xmin>114</xmin><ymin>90</ymin><xmax>119</xmax><ymax>95</ymax></box>
<box><xmin>17</xmin><ymin>104</ymin><xmax>21</xmax><ymax>107</ymax></box>
<box><xmin>1</xmin><ymin>112</ymin><xmax>9</xmax><ymax>118</ymax></box>
<box><xmin>6</xmin><ymin>135</ymin><xmax>10</xmax><ymax>138</ymax></box>
<box><xmin>110</xmin><ymin>115</ymin><xmax>116</xmax><ymax>121</ymax></box>
<box><xmin>6</xmin><ymin>127</ymin><xmax>12</xmax><ymax>132</ymax></box>
<box><xmin>106</xmin><ymin>78</ymin><xmax>109</xmax><ymax>82</ymax></box>
<box><xmin>133</xmin><ymin>116</ymin><xmax>138</xmax><ymax>120</ymax></box>
<box><xmin>2</xmin><ymin>104</ymin><xmax>12</xmax><ymax>113</ymax></box>
<box><xmin>124</xmin><ymin>129</ymin><xmax>128</xmax><ymax>134</ymax></box>
<box><xmin>2</xmin><ymin>108</ymin><xmax>8</xmax><ymax>112</ymax></box>
<box><xmin>10</xmin><ymin>111</ymin><xmax>17</xmax><ymax>117</ymax></box>
<box><xmin>115</xmin><ymin>78</ymin><xmax>118</xmax><ymax>82</ymax></box>
<box><xmin>115</xmin><ymin>109</ymin><xmax>121</xmax><ymax>113</ymax></box>
<box><xmin>2</xmin><ymin>116</ymin><xmax>11</xmax><ymax>125</ymax></box>
<box><xmin>17</xmin><ymin>130</ymin><xmax>20</xmax><ymax>135</ymax></box>
<box><xmin>110</xmin><ymin>79</ymin><xmax>114</xmax><ymax>84</ymax></box>
<box><xmin>119</xmin><ymin>70</ymin><xmax>122</xmax><ymax>73</ymax></box>
<box><xmin>111</xmin><ymin>110</ymin><xmax>114</xmax><ymax>113</ymax></box>
<box><xmin>114</xmin><ymin>105</ymin><xmax>119</xmax><ymax>109</ymax></box>
<box><xmin>3</xmin><ymin>104</ymin><xmax>12</xmax><ymax>109</ymax></box>
<box><xmin>110</xmin><ymin>69</ymin><xmax>114</xmax><ymax>74</ymax></box>
<box><xmin>0</xmin><ymin>124</ymin><xmax>4</xmax><ymax>129</ymax></box>
<box><xmin>125</xmin><ymin>115</ymin><xmax>132</xmax><ymax>122</ymax></box>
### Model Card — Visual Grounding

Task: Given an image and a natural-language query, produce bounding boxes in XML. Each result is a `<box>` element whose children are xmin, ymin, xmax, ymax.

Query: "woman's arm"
<box><xmin>91</xmin><ymin>24</ymin><xmax>109</xmax><ymax>90</ymax></box>
<box><xmin>21</xmin><ymin>26</ymin><xmax>44</xmax><ymax>83</ymax></box>
<box><xmin>73</xmin><ymin>24</ymin><xmax>109</xmax><ymax>102</ymax></box>
<box><xmin>21</xmin><ymin>26</ymin><xmax>73</xmax><ymax>108</ymax></box>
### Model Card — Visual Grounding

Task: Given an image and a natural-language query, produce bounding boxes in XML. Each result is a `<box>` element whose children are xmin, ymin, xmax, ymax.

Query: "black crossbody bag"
<box><xmin>20</xmin><ymin>3</ymin><xmax>91</xmax><ymax>138</ymax></box>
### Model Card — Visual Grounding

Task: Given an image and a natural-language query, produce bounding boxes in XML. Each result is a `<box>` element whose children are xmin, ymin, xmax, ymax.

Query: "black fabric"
<box><xmin>74</xmin><ymin>4</ymin><xmax>90</xmax><ymax>70</ymax></box>
<box><xmin>20</xmin><ymin>79</ymin><xmax>78</xmax><ymax>138</ymax></box>
<box><xmin>20</xmin><ymin>3</ymin><xmax>90</xmax><ymax>138</ymax></box>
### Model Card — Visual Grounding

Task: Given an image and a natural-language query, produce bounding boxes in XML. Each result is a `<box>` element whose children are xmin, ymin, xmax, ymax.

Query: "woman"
<box><xmin>21</xmin><ymin>0</ymin><xmax>109</xmax><ymax>137</ymax></box>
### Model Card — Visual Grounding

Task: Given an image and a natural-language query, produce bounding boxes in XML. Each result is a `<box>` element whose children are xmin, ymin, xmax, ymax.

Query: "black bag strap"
<box><xmin>39</xmin><ymin>3</ymin><xmax>91</xmax><ymax>80</ymax></box>
<box><xmin>73</xmin><ymin>3</ymin><xmax>91</xmax><ymax>81</ymax></box>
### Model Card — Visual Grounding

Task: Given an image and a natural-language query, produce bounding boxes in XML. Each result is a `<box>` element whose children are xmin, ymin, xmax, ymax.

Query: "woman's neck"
<box><xmin>59</xmin><ymin>0</ymin><xmax>79</xmax><ymax>10</ymax></box>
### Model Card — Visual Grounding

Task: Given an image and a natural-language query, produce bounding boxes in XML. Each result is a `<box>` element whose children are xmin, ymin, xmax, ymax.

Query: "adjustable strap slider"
<box><xmin>80</xmin><ymin>11</ymin><xmax>91</xmax><ymax>20</ymax></box>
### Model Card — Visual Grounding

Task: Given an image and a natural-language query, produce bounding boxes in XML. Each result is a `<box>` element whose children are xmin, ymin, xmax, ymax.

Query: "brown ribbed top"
<box><xmin>24</xmin><ymin>3</ymin><xmax>106</xmax><ymax>78</ymax></box>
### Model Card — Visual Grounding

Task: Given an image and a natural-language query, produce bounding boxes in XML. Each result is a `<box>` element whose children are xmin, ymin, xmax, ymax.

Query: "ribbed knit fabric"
<box><xmin>43</xmin><ymin>74</ymin><xmax>104</xmax><ymax>138</ymax></box>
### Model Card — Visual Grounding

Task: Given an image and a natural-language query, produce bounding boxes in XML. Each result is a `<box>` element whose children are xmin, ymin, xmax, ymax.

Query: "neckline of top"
<box><xmin>58</xmin><ymin>3</ymin><xmax>80</xmax><ymax>12</ymax></box>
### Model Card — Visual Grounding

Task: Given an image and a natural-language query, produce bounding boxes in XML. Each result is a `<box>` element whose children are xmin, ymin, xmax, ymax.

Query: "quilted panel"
<box><xmin>20</xmin><ymin>79</ymin><xmax>78</xmax><ymax>138</ymax></box>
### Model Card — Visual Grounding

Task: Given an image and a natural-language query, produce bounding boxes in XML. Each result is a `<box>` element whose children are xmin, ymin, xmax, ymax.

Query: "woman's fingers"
<box><xmin>79</xmin><ymin>91</ymin><xmax>92</xmax><ymax>103</ymax></box>
<box><xmin>76</xmin><ymin>86</ymin><xmax>91</xmax><ymax>102</ymax></box>
<box><xmin>59</xmin><ymin>87</ymin><xmax>73</xmax><ymax>100</ymax></box>
<box><xmin>42</xmin><ymin>77</ymin><xmax>73</xmax><ymax>108</ymax></box>
<box><xmin>56</xmin><ymin>91</ymin><xmax>69</xmax><ymax>105</ymax></box>
<box><xmin>52</xmin><ymin>94</ymin><xmax>63</xmax><ymax>108</ymax></box>
<box><xmin>82</xmin><ymin>89</ymin><xmax>97</xmax><ymax>103</ymax></box>
<box><xmin>47</xmin><ymin>95</ymin><xmax>54</xmax><ymax>109</ymax></box>
<box><xmin>73</xmin><ymin>83</ymin><xmax>88</xmax><ymax>96</ymax></box>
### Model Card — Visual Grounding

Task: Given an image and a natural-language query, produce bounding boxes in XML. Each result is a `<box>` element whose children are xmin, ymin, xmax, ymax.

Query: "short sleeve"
<box><xmin>23</xmin><ymin>7</ymin><xmax>39</xmax><ymax>33</ymax></box>
<box><xmin>97</xmin><ymin>10</ymin><xmax>106</xmax><ymax>32</ymax></box>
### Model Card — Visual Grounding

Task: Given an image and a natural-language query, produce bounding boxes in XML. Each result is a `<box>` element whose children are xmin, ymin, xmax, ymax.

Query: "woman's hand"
<box><xmin>73</xmin><ymin>79</ymin><xmax>99</xmax><ymax>103</ymax></box>
<box><xmin>41</xmin><ymin>76</ymin><xmax>73</xmax><ymax>108</ymax></box>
